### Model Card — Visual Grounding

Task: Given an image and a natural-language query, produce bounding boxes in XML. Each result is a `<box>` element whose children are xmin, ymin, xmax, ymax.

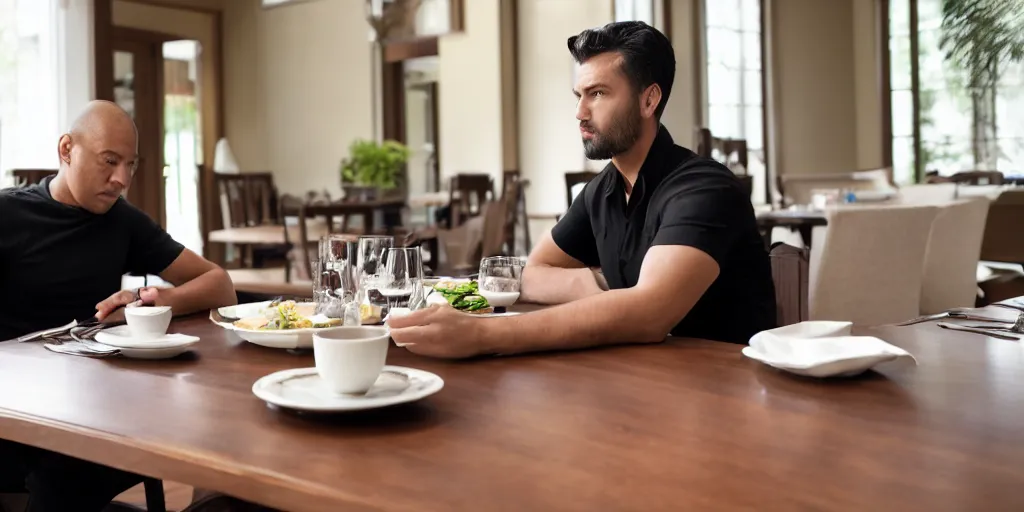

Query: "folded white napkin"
<box><xmin>743</xmin><ymin>321</ymin><xmax>916</xmax><ymax>378</ymax></box>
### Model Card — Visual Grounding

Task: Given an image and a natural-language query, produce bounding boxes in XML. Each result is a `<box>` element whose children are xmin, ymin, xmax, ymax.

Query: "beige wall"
<box><xmin>661</xmin><ymin>0</ymin><xmax>700</xmax><ymax>150</ymax></box>
<box><xmin>112</xmin><ymin>0</ymin><xmax>220</xmax><ymax>172</ymax></box>
<box><xmin>222</xmin><ymin>0</ymin><xmax>374</xmax><ymax>197</ymax></box>
<box><xmin>852</xmin><ymin>0</ymin><xmax>885</xmax><ymax>171</ymax></box>
<box><xmin>518</xmin><ymin>0</ymin><xmax>613</xmax><ymax>221</ymax></box>
<box><xmin>437</xmin><ymin>0</ymin><xmax>505</xmax><ymax>186</ymax></box>
<box><xmin>770</xmin><ymin>0</ymin><xmax>860</xmax><ymax>176</ymax></box>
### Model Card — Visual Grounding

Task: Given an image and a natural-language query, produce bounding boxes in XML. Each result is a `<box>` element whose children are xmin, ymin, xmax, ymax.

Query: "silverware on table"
<box><xmin>896</xmin><ymin>309</ymin><xmax>1017</xmax><ymax>326</ymax></box>
<box><xmin>43</xmin><ymin>342</ymin><xmax>120</xmax><ymax>358</ymax></box>
<box><xmin>936</xmin><ymin>322</ymin><xmax>1021</xmax><ymax>341</ymax></box>
<box><xmin>956</xmin><ymin>312</ymin><xmax>1024</xmax><ymax>333</ymax></box>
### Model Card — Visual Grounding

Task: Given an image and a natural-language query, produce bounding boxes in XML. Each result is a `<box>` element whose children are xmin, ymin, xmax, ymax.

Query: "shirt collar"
<box><xmin>603</xmin><ymin>124</ymin><xmax>676</xmax><ymax>199</ymax></box>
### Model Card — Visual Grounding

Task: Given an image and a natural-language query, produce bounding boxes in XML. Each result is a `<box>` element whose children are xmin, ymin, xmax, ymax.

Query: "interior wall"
<box><xmin>852</xmin><ymin>0</ymin><xmax>884</xmax><ymax>171</ymax></box>
<box><xmin>111</xmin><ymin>0</ymin><xmax>220</xmax><ymax>173</ymax></box>
<box><xmin>770</xmin><ymin>0</ymin><xmax>859</xmax><ymax>176</ymax></box>
<box><xmin>437</xmin><ymin>0</ymin><xmax>505</xmax><ymax>187</ymax></box>
<box><xmin>661</xmin><ymin>0</ymin><xmax>699</xmax><ymax>150</ymax></box>
<box><xmin>222</xmin><ymin>0</ymin><xmax>374</xmax><ymax>197</ymax></box>
<box><xmin>518</xmin><ymin>0</ymin><xmax>613</xmax><ymax>222</ymax></box>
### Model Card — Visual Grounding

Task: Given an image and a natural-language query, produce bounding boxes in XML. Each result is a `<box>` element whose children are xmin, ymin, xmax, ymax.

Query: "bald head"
<box><xmin>53</xmin><ymin>100</ymin><xmax>141</xmax><ymax>214</ymax></box>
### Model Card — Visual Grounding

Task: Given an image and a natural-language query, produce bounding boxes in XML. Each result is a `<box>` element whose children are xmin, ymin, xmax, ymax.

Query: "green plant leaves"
<box><xmin>340</xmin><ymin>139</ymin><xmax>411</xmax><ymax>189</ymax></box>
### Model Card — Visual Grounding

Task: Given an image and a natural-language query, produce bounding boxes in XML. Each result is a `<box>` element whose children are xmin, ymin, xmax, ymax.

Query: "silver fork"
<box><xmin>936</xmin><ymin>322</ymin><xmax>1021</xmax><ymax>341</ymax></box>
<box><xmin>958</xmin><ymin>312</ymin><xmax>1024</xmax><ymax>333</ymax></box>
<box><xmin>896</xmin><ymin>308</ymin><xmax>1016</xmax><ymax>326</ymax></box>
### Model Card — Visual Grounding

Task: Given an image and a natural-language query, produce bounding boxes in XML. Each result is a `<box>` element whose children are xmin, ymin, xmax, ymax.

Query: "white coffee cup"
<box><xmin>313</xmin><ymin>326</ymin><xmax>390</xmax><ymax>394</ymax></box>
<box><xmin>124</xmin><ymin>306</ymin><xmax>172</xmax><ymax>339</ymax></box>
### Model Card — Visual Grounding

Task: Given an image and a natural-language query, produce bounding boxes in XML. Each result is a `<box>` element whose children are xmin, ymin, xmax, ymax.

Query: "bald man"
<box><xmin>0</xmin><ymin>101</ymin><xmax>237</xmax><ymax>510</ymax></box>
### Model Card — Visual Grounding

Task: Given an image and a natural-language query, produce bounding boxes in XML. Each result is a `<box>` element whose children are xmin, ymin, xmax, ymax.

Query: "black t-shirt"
<box><xmin>0</xmin><ymin>176</ymin><xmax>185</xmax><ymax>340</ymax></box>
<box><xmin>552</xmin><ymin>126</ymin><xmax>776</xmax><ymax>344</ymax></box>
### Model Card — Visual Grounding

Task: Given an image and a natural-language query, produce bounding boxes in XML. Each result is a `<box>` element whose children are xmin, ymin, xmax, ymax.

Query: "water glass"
<box><xmin>316</xmin><ymin>235</ymin><xmax>359</xmax><ymax>318</ymax></box>
<box><xmin>357</xmin><ymin>235</ymin><xmax>395</xmax><ymax>310</ymax></box>
<box><xmin>477</xmin><ymin>256</ymin><xmax>525</xmax><ymax>310</ymax></box>
<box><xmin>378</xmin><ymin>247</ymin><xmax>425</xmax><ymax>311</ymax></box>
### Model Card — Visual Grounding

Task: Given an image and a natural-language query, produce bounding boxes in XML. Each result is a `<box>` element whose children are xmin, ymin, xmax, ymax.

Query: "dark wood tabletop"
<box><xmin>1</xmin><ymin>306</ymin><xmax>1024</xmax><ymax>511</ymax></box>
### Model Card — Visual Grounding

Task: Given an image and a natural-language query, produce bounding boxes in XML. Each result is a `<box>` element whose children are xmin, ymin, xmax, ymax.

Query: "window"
<box><xmin>613</xmin><ymin>0</ymin><xmax>666</xmax><ymax>33</ymax></box>
<box><xmin>0</xmin><ymin>0</ymin><xmax>60</xmax><ymax>185</ymax></box>
<box><xmin>704</xmin><ymin>0</ymin><xmax>766</xmax><ymax>203</ymax></box>
<box><xmin>889</xmin><ymin>0</ymin><xmax>1024</xmax><ymax>183</ymax></box>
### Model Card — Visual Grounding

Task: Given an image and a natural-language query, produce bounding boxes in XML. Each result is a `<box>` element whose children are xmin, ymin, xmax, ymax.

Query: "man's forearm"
<box><xmin>158</xmin><ymin>268</ymin><xmax>237</xmax><ymax>315</ymax></box>
<box><xmin>520</xmin><ymin>266</ymin><xmax>605</xmax><ymax>304</ymax></box>
<box><xmin>480</xmin><ymin>288</ymin><xmax>671</xmax><ymax>355</ymax></box>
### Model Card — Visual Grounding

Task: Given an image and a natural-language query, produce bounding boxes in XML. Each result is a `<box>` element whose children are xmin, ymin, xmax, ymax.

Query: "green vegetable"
<box><xmin>433</xmin><ymin>281</ymin><xmax>490</xmax><ymax>311</ymax></box>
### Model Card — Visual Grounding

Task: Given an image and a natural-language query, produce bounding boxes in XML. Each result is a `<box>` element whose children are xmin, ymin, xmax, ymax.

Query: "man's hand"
<box><xmin>94</xmin><ymin>286</ymin><xmax>162</xmax><ymax>322</ymax></box>
<box><xmin>387</xmin><ymin>306</ymin><xmax>490</xmax><ymax>359</ymax></box>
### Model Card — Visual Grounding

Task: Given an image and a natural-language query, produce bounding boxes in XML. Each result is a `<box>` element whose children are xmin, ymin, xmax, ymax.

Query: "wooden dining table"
<box><xmin>2</xmin><ymin>304</ymin><xmax>1024</xmax><ymax>511</ymax></box>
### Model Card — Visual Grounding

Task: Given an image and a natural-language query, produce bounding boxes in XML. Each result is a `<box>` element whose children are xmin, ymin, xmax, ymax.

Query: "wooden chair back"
<box><xmin>10</xmin><ymin>169</ymin><xmax>57</xmax><ymax>187</ymax></box>
<box><xmin>929</xmin><ymin>170</ymin><xmax>1005</xmax><ymax>185</ymax></box>
<box><xmin>214</xmin><ymin>172</ymin><xmax>279</xmax><ymax>228</ymax></box>
<box><xmin>980</xmin><ymin>189</ymin><xmax>1024</xmax><ymax>264</ymax></box>
<box><xmin>448</xmin><ymin>173</ymin><xmax>494</xmax><ymax>228</ymax></box>
<box><xmin>565</xmin><ymin>171</ymin><xmax>599</xmax><ymax>209</ymax></box>
<box><xmin>695</xmin><ymin>128</ymin><xmax>748</xmax><ymax>171</ymax></box>
<box><xmin>769</xmin><ymin>242</ymin><xmax>809</xmax><ymax>327</ymax></box>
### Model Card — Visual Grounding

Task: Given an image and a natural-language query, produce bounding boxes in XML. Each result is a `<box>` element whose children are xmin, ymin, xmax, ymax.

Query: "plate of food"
<box><xmin>210</xmin><ymin>300</ymin><xmax>382</xmax><ymax>349</ymax></box>
<box><xmin>423</xmin><ymin>280</ymin><xmax>520</xmax><ymax>317</ymax></box>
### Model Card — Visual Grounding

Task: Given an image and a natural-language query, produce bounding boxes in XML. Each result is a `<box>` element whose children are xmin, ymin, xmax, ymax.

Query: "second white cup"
<box><xmin>124</xmin><ymin>306</ymin><xmax>172</xmax><ymax>339</ymax></box>
<box><xmin>313</xmin><ymin>326</ymin><xmax>390</xmax><ymax>394</ymax></box>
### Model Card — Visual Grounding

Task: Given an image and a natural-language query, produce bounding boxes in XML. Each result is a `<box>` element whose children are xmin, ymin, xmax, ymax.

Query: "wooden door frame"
<box><xmin>112</xmin><ymin>35</ymin><xmax>166</xmax><ymax>227</ymax></box>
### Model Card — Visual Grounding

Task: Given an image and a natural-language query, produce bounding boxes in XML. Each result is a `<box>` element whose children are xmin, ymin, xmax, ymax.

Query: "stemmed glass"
<box><xmin>315</xmin><ymin>235</ymin><xmax>359</xmax><ymax>321</ymax></box>
<box><xmin>377</xmin><ymin>247</ymin><xmax>425</xmax><ymax>312</ymax></box>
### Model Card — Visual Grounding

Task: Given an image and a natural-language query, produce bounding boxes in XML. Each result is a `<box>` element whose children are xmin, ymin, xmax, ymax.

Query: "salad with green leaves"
<box><xmin>432</xmin><ymin>280</ymin><xmax>491</xmax><ymax>313</ymax></box>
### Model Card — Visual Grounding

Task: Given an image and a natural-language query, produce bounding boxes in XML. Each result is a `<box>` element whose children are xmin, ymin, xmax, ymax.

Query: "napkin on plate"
<box><xmin>742</xmin><ymin>321</ymin><xmax>916</xmax><ymax>378</ymax></box>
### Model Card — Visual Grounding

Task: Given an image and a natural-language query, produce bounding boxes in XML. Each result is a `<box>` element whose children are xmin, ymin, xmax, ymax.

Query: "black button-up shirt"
<box><xmin>551</xmin><ymin>126</ymin><xmax>776</xmax><ymax>343</ymax></box>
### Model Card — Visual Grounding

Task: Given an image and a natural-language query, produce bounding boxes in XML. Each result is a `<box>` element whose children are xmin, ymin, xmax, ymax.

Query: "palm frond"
<box><xmin>940</xmin><ymin>0</ymin><xmax>1024</xmax><ymax>89</ymax></box>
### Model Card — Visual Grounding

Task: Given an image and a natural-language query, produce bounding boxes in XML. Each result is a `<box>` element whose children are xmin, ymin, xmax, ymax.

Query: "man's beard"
<box><xmin>581</xmin><ymin>101</ymin><xmax>642</xmax><ymax>160</ymax></box>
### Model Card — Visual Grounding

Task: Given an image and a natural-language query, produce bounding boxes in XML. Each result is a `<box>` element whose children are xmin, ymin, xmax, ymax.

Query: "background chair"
<box><xmin>808</xmin><ymin>204</ymin><xmax>938</xmax><ymax>325</ymax></box>
<box><xmin>919</xmin><ymin>197</ymin><xmax>991</xmax><ymax>314</ymax></box>
<box><xmin>769</xmin><ymin>242</ymin><xmax>809</xmax><ymax>327</ymax></box>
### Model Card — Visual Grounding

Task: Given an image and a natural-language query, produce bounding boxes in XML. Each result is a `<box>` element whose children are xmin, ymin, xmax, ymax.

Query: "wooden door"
<box><xmin>113</xmin><ymin>38</ymin><xmax>165</xmax><ymax>227</ymax></box>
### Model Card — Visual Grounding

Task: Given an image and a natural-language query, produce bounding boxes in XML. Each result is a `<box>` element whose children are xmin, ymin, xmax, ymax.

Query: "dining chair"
<box><xmin>769</xmin><ymin>242</ymin><xmax>809</xmax><ymax>327</ymax></box>
<box><xmin>564</xmin><ymin>171</ymin><xmax>599</xmax><ymax>209</ymax></box>
<box><xmin>979</xmin><ymin>189</ymin><xmax>1024</xmax><ymax>265</ymax></box>
<box><xmin>919</xmin><ymin>197</ymin><xmax>991</xmax><ymax>314</ymax></box>
<box><xmin>808</xmin><ymin>204</ymin><xmax>939</xmax><ymax>325</ymax></box>
<box><xmin>694</xmin><ymin>127</ymin><xmax>752</xmax><ymax>199</ymax></box>
<box><xmin>447</xmin><ymin>173</ymin><xmax>494</xmax><ymax>228</ymax></box>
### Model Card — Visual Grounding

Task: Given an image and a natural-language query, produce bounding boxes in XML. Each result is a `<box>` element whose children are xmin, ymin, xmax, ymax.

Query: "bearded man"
<box><xmin>388</xmin><ymin>21</ymin><xmax>776</xmax><ymax>357</ymax></box>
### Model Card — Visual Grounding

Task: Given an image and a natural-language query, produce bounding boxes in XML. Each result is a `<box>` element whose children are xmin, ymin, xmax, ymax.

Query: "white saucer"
<box><xmin>94</xmin><ymin>325</ymin><xmax>200</xmax><ymax>359</ymax></box>
<box><xmin>252</xmin><ymin>366</ymin><xmax>444</xmax><ymax>412</ymax></box>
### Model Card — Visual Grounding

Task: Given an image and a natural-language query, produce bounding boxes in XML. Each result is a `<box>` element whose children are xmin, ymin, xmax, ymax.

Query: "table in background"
<box><xmin>757</xmin><ymin>209</ymin><xmax>827</xmax><ymax>248</ymax></box>
<box><xmin>1</xmin><ymin>305</ymin><xmax>1023</xmax><ymax>511</ymax></box>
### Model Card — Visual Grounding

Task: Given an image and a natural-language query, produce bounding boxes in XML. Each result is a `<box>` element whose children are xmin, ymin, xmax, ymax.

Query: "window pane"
<box><xmin>705</xmin><ymin>0</ymin><xmax>741</xmax><ymax>30</ymax></box>
<box><xmin>917</xmin><ymin>0</ymin><xmax>942</xmax><ymax>31</ymax></box>
<box><xmin>744</xmin><ymin>105</ymin><xmax>764</xmax><ymax>150</ymax></box>
<box><xmin>890</xmin><ymin>35</ymin><xmax>912</xmax><ymax>90</ymax></box>
<box><xmin>706</xmin><ymin>26</ymin><xmax>742</xmax><ymax>69</ymax></box>
<box><xmin>707</xmin><ymin>64</ymin><xmax>741</xmax><ymax>105</ymax></box>
<box><xmin>708</xmin><ymin>104</ymin><xmax>740</xmax><ymax>138</ymax></box>
<box><xmin>892</xmin><ymin>136</ymin><xmax>916</xmax><ymax>184</ymax></box>
<box><xmin>742</xmin><ymin>32</ymin><xmax>761</xmax><ymax>70</ymax></box>
<box><xmin>920</xmin><ymin>136</ymin><xmax>972</xmax><ymax>175</ymax></box>
<box><xmin>997</xmin><ymin>139</ymin><xmax>1024</xmax><ymax>172</ymax></box>
<box><xmin>743</xmin><ymin>69</ymin><xmax>762</xmax><ymax>106</ymax></box>
<box><xmin>890</xmin><ymin>0</ymin><xmax>910</xmax><ymax>37</ymax></box>
<box><xmin>919</xmin><ymin>88</ymin><xmax>972</xmax><ymax>141</ymax></box>
<box><xmin>891</xmin><ymin>90</ymin><xmax>914</xmax><ymax>137</ymax></box>
<box><xmin>997</xmin><ymin>89</ymin><xmax>1024</xmax><ymax>138</ymax></box>
<box><xmin>740</xmin><ymin>0</ymin><xmax>759</xmax><ymax>32</ymax></box>
<box><xmin>918</xmin><ymin>28</ymin><xmax>956</xmax><ymax>89</ymax></box>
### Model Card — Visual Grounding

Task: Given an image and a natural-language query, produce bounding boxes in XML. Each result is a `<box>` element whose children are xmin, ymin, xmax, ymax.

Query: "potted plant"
<box><xmin>340</xmin><ymin>139</ymin><xmax>410</xmax><ymax>201</ymax></box>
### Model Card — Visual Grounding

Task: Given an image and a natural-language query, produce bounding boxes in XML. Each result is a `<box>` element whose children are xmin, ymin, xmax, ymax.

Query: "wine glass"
<box><xmin>378</xmin><ymin>247</ymin><xmax>424</xmax><ymax>312</ymax></box>
<box><xmin>477</xmin><ymin>256</ymin><xmax>525</xmax><ymax>311</ymax></box>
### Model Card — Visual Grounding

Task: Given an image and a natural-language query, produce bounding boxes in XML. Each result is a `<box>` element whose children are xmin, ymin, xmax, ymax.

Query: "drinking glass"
<box><xmin>316</xmin><ymin>235</ymin><xmax>359</xmax><ymax>318</ymax></box>
<box><xmin>357</xmin><ymin>235</ymin><xmax>395</xmax><ymax>310</ymax></box>
<box><xmin>477</xmin><ymin>256</ymin><xmax>525</xmax><ymax>311</ymax></box>
<box><xmin>378</xmin><ymin>247</ymin><xmax>425</xmax><ymax>311</ymax></box>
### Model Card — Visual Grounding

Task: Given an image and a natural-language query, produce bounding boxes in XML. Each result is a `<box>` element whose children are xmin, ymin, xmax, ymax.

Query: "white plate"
<box><xmin>252</xmin><ymin>366</ymin><xmax>444</xmax><ymax>412</ymax></box>
<box><xmin>94</xmin><ymin>325</ymin><xmax>200</xmax><ymax>359</ymax></box>
<box><xmin>741</xmin><ymin>339</ymin><xmax>913</xmax><ymax>378</ymax></box>
<box><xmin>211</xmin><ymin>301</ymin><xmax>358</xmax><ymax>349</ymax></box>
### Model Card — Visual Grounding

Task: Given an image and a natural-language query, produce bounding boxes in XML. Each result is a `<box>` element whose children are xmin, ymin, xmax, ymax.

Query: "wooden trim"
<box><xmin>909</xmin><ymin>0</ymin><xmax>922</xmax><ymax>183</ymax></box>
<box><xmin>112</xmin><ymin>26</ymin><xmax>181</xmax><ymax>43</ymax></box>
<box><xmin>382</xmin><ymin>37</ymin><xmax>440</xmax><ymax>63</ymax></box>
<box><xmin>692</xmin><ymin>0</ymin><xmax>706</xmax><ymax>127</ymax></box>
<box><xmin>449</xmin><ymin>0</ymin><xmax>465</xmax><ymax>33</ymax></box>
<box><xmin>662</xmin><ymin>0</ymin><xmax>672</xmax><ymax>41</ymax></box>
<box><xmin>381</xmin><ymin>61</ymin><xmax>406</xmax><ymax>143</ymax></box>
<box><xmin>94</xmin><ymin>0</ymin><xmax>114</xmax><ymax>102</ymax></box>
<box><xmin>878</xmin><ymin>0</ymin><xmax>893</xmax><ymax>170</ymax></box>
<box><xmin>215</xmin><ymin>11</ymin><xmax>225</xmax><ymax>142</ymax></box>
<box><xmin>759</xmin><ymin>0</ymin><xmax>771</xmax><ymax>204</ymax></box>
<box><xmin>118</xmin><ymin>0</ymin><xmax>222</xmax><ymax>14</ymax></box>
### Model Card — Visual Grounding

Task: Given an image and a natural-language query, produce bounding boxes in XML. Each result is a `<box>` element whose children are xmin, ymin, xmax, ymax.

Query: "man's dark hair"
<box><xmin>568</xmin><ymin>21</ymin><xmax>676</xmax><ymax>119</ymax></box>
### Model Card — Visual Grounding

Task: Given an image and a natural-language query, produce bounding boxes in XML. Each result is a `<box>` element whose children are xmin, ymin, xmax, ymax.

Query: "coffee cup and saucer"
<box><xmin>251</xmin><ymin>326</ymin><xmax>444</xmax><ymax>412</ymax></box>
<box><xmin>93</xmin><ymin>306</ymin><xmax>200</xmax><ymax>359</ymax></box>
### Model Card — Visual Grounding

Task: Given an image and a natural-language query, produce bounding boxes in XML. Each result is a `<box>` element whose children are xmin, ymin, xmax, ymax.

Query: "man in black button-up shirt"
<box><xmin>391</xmin><ymin>21</ymin><xmax>776</xmax><ymax>357</ymax></box>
